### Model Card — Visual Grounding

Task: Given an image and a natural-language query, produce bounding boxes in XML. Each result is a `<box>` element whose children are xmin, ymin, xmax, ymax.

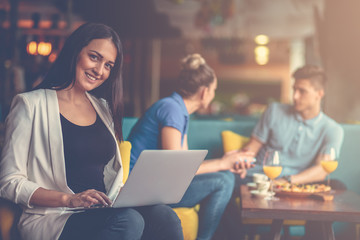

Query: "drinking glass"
<box><xmin>320</xmin><ymin>147</ymin><xmax>338</xmax><ymax>188</ymax></box>
<box><xmin>263</xmin><ymin>150</ymin><xmax>282</xmax><ymax>200</ymax></box>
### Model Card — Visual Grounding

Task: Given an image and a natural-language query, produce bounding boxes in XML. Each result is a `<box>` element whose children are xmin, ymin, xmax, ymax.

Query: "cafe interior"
<box><xmin>1</xmin><ymin>0</ymin><xmax>360</xmax><ymax>240</ymax></box>
<box><xmin>1</xmin><ymin>0</ymin><xmax>360</xmax><ymax>122</ymax></box>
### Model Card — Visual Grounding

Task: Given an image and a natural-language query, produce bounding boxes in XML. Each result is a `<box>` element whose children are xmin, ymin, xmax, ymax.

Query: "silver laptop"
<box><xmin>71</xmin><ymin>149</ymin><xmax>207</xmax><ymax>210</ymax></box>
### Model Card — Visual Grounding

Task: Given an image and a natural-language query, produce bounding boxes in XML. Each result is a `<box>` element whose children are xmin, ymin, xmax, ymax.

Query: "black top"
<box><xmin>60</xmin><ymin>113</ymin><xmax>116</xmax><ymax>193</ymax></box>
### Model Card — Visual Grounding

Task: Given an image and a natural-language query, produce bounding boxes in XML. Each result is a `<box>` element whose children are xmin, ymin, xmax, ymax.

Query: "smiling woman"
<box><xmin>0</xmin><ymin>22</ymin><xmax>183</xmax><ymax>240</ymax></box>
<box><xmin>74</xmin><ymin>39</ymin><xmax>116</xmax><ymax>92</ymax></box>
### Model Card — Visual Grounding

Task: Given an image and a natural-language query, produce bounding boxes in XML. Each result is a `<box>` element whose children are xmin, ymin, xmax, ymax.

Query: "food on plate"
<box><xmin>275</xmin><ymin>183</ymin><xmax>331</xmax><ymax>193</ymax></box>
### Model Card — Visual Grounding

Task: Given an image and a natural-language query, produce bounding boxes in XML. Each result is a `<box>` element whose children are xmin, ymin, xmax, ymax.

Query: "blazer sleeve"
<box><xmin>0</xmin><ymin>94</ymin><xmax>40</xmax><ymax>208</ymax></box>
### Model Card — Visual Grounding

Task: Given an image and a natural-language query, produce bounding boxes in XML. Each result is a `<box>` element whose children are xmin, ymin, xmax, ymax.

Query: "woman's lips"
<box><xmin>85</xmin><ymin>72</ymin><xmax>98</xmax><ymax>82</ymax></box>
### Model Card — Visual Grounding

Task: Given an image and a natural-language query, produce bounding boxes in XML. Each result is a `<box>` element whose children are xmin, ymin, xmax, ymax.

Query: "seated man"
<box><xmin>218</xmin><ymin>65</ymin><xmax>344</xmax><ymax>240</ymax></box>
<box><xmin>243</xmin><ymin>65</ymin><xmax>344</xmax><ymax>185</ymax></box>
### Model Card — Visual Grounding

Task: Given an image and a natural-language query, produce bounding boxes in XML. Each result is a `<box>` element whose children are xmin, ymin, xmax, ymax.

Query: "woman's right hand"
<box><xmin>66</xmin><ymin>189</ymin><xmax>112</xmax><ymax>208</ymax></box>
<box><xmin>220</xmin><ymin>150</ymin><xmax>255</xmax><ymax>172</ymax></box>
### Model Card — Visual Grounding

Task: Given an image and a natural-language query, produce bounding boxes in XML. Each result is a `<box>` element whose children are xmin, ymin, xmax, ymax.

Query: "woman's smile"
<box><xmin>85</xmin><ymin>72</ymin><xmax>98</xmax><ymax>82</ymax></box>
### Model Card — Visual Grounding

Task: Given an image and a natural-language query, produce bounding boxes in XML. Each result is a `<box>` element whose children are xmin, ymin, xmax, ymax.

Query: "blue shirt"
<box><xmin>128</xmin><ymin>92</ymin><xmax>189</xmax><ymax>171</ymax></box>
<box><xmin>250</xmin><ymin>102</ymin><xmax>344</xmax><ymax>177</ymax></box>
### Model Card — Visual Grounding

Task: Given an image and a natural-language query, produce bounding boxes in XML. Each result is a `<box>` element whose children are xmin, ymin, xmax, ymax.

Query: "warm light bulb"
<box><xmin>255</xmin><ymin>56</ymin><xmax>269</xmax><ymax>65</ymax></box>
<box><xmin>38</xmin><ymin>42</ymin><xmax>52</xmax><ymax>56</ymax></box>
<box><xmin>254</xmin><ymin>34</ymin><xmax>269</xmax><ymax>45</ymax></box>
<box><xmin>27</xmin><ymin>41</ymin><xmax>37</xmax><ymax>55</ymax></box>
<box><xmin>254</xmin><ymin>46</ymin><xmax>269</xmax><ymax>56</ymax></box>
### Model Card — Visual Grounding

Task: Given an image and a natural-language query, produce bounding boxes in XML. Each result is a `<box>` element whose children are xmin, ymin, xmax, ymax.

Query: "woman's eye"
<box><xmin>105</xmin><ymin>63</ymin><xmax>113</xmax><ymax>70</ymax></box>
<box><xmin>89</xmin><ymin>54</ymin><xmax>98</xmax><ymax>61</ymax></box>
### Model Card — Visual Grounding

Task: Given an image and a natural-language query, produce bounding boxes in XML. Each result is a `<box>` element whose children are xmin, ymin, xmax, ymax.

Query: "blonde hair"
<box><xmin>181</xmin><ymin>54</ymin><xmax>206</xmax><ymax>70</ymax></box>
<box><xmin>177</xmin><ymin>53</ymin><xmax>215</xmax><ymax>98</ymax></box>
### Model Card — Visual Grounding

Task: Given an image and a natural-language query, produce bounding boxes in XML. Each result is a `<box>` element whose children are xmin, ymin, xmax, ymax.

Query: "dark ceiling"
<box><xmin>71</xmin><ymin>0</ymin><xmax>181</xmax><ymax>38</ymax></box>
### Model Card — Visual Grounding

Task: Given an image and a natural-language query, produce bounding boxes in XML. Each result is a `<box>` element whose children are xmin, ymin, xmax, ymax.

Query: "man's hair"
<box><xmin>292</xmin><ymin>65</ymin><xmax>326</xmax><ymax>90</ymax></box>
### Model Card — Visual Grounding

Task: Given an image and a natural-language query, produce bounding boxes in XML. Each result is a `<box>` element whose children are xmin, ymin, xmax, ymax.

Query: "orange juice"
<box><xmin>263</xmin><ymin>166</ymin><xmax>283</xmax><ymax>180</ymax></box>
<box><xmin>321</xmin><ymin>161</ymin><xmax>338</xmax><ymax>173</ymax></box>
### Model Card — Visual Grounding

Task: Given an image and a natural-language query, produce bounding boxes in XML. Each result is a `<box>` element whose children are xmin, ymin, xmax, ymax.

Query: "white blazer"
<box><xmin>0</xmin><ymin>89</ymin><xmax>124</xmax><ymax>240</ymax></box>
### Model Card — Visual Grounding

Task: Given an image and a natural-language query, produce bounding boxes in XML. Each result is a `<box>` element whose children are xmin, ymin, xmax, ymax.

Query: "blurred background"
<box><xmin>0</xmin><ymin>0</ymin><xmax>360</xmax><ymax>123</ymax></box>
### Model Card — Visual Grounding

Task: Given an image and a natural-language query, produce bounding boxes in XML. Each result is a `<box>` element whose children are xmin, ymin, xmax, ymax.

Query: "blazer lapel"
<box><xmin>86</xmin><ymin>93</ymin><xmax>123</xmax><ymax>195</ymax></box>
<box><xmin>45</xmin><ymin>89</ymin><xmax>72</xmax><ymax>192</ymax></box>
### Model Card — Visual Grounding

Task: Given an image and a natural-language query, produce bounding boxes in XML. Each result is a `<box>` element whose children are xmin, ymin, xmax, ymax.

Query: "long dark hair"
<box><xmin>177</xmin><ymin>54</ymin><xmax>215</xmax><ymax>98</ymax></box>
<box><xmin>36</xmin><ymin>22</ymin><xmax>124</xmax><ymax>140</ymax></box>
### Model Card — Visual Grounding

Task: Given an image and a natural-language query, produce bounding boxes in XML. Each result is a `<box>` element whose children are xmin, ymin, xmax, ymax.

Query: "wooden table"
<box><xmin>240</xmin><ymin>185</ymin><xmax>360</xmax><ymax>240</ymax></box>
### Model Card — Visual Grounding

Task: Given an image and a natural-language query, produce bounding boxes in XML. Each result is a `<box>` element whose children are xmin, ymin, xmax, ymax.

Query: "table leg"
<box><xmin>321</xmin><ymin>221</ymin><xmax>335</xmax><ymax>240</ymax></box>
<box><xmin>268</xmin><ymin>219</ymin><xmax>284</xmax><ymax>240</ymax></box>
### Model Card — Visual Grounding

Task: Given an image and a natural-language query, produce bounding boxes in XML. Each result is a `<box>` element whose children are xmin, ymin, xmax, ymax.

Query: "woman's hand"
<box><xmin>220</xmin><ymin>150</ymin><xmax>255</xmax><ymax>178</ymax></box>
<box><xmin>66</xmin><ymin>189</ymin><xmax>112</xmax><ymax>208</ymax></box>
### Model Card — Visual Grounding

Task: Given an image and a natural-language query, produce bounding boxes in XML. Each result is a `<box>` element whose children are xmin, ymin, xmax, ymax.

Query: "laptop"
<box><xmin>70</xmin><ymin>149</ymin><xmax>207</xmax><ymax>210</ymax></box>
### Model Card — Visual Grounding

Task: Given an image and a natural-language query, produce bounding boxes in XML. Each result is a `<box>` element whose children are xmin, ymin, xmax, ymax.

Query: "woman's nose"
<box><xmin>93</xmin><ymin>63</ymin><xmax>104</xmax><ymax>76</ymax></box>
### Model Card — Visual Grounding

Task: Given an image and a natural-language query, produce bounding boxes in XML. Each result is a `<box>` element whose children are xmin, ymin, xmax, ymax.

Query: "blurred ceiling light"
<box><xmin>255</xmin><ymin>55</ymin><xmax>269</xmax><ymax>65</ymax></box>
<box><xmin>37</xmin><ymin>42</ymin><xmax>52</xmax><ymax>56</ymax></box>
<box><xmin>254</xmin><ymin>46</ymin><xmax>269</xmax><ymax>65</ymax></box>
<box><xmin>254</xmin><ymin>46</ymin><xmax>269</xmax><ymax>56</ymax></box>
<box><xmin>254</xmin><ymin>34</ymin><xmax>269</xmax><ymax>45</ymax></box>
<box><xmin>27</xmin><ymin>41</ymin><xmax>38</xmax><ymax>55</ymax></box>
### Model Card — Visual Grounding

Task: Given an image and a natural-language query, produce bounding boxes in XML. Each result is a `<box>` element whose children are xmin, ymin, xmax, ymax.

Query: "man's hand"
<box><xmin>273</xmin><ymin>178</ymin><xmax>288</xmax><ymax>185</ymax></box>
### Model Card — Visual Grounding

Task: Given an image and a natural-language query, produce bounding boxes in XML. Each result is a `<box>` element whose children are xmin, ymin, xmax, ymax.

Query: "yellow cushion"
<box><xmin>173</xmin><ymin>207</ymin><xmax>199</xmax><ymax>240</ymax></box>
<box><xmin>0</xmin><ymin>198</ymin><xmax>20</xmax><ymax>240</ymax></box>
<box><xmin>119</xmin><ymin>140</ymin><xmax>199</xmax><ymax>240</ymax></box>
<box><xmin>118</xmin><ymin>140</ymin><xmax>132</xmax><ymax>183</ymax></box>
<box><xmin>221</xmin><ymin>130</ymin><xmax>250</xmax><ymax>153</ymax></box>
<box><xmin>0</xmin><ymin>204</ymin><xmax>14</xmax><ymax>240</ymax></box>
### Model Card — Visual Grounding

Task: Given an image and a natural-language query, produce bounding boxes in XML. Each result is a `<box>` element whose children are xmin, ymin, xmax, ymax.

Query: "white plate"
<box><xmin>247</xmin><ymin>182</ymin><xmax>257</xmax><ymax>190</ymax></box>
<box><xmin>250</xmin><ymin>190</ymin><xmax>275</xmax><ymax>198</ymax></box>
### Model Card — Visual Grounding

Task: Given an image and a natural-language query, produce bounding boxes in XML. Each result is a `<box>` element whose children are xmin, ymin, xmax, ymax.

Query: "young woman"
<box><xmin>0</xmin><ymin>23</ymin><xmax>183</xmax><ymax>240</ymax></box>
<box><xmin>128</xmin><ymin>54</ymin><xmax>253</xmax><ymax>240</ymax></box>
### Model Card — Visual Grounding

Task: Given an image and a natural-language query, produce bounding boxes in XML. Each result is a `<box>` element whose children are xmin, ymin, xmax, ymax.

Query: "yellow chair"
<box><xmin>118</xmin><ymin>140</ymin><xmax>132</xmax><ymax>183</ymax></box>
<box><xmin>0</xmin><ymin>198</ymin><xmax>21</xmax><ymax>240</ymax></box>
<box><xmin>221</xmin><ymin>130</ymin><xmax>305</xmax><ymax>238</ymax></box>
<box><xmin>119</xmin><ymin>141</ymin><xmax>199</xmax><ymax>240</ymax></box>
<box><xmin>172</xmin><ymin>207</ymin><xmax>199</xmax><ymax>240</ymax></box>
<box><xmin>0</xmin><ymin>141</ymin><xmax>199</xmax><ymax>240</ymax></box>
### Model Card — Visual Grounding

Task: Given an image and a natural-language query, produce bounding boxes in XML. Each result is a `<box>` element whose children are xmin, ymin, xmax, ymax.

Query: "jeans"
<box><xmin>59</xmin><ymin>205</ymin><xmax>183</xmax><ymax>240</ymax></box>
<box><xmin>170</xmin><ymin>171</ymin><xmax>235</xmax><ymax>240</ymax></box>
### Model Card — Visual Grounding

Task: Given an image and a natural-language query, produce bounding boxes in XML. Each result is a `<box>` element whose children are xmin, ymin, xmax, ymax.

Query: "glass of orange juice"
<box><xmin>263</xmin><ymin>150</ymin><xmax>282</xmax><ymax>200</ymax></box>
<box><xmin>320</xmin><ymin>147</ymin><xmax>338</xmax><ymax>188</ymax></box>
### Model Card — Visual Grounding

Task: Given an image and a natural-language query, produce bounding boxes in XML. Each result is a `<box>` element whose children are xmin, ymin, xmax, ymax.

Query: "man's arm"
<box><xmin>242</xmin><ymin>136</ymin><xmax>264</xmax><ymax>157</ymax></box>
<box><xmin>247</xmin><ymin>136</ymin><xmax>328</xmax><ymax>184</ymax></box>
<box><xmin>279</xmin><ymin>124</ymin><xmax>344</xmax><ymax>185</ymax></box>
<box><xmin>247</xmin><ymin>137</ymin><xmax>328</xmax><ymax>184</ymax></box>
<box><xmin>276</xmin><ymin>154</ymin><xmax>328</xmax><ymax>184</ymax></box>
